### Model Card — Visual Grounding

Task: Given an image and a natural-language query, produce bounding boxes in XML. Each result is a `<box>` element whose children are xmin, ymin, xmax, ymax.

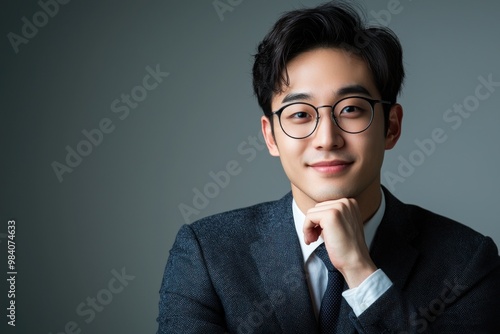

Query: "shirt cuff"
<box><xmin>342</xmin><ymin>269</ymin><xmax>392</xmax><ymax>316</ymax></box>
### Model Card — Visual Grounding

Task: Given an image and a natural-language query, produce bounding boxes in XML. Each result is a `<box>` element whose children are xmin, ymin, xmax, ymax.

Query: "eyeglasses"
<box><xmin>270</xmin><ymin>96</ymin><xmax>393</xmax><ymax>139</ymax></box>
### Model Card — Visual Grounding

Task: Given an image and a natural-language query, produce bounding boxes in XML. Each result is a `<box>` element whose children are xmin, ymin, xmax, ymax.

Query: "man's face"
<box><xmin>262</xmin><ymin>47</ymin><xmax>402</xmax><ymax>212</ymax></box>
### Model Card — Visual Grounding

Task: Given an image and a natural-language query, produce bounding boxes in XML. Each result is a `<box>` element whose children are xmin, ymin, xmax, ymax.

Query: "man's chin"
<box><xmin>309</xmin><ymin>187</ymin><xmax>357</xmax><ymax>203</ymax></box>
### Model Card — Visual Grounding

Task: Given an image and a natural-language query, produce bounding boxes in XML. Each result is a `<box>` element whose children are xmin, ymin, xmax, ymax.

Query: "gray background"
<box><xmin>1</xmin><ymin>0</ymin><xmax>499</xmax><ymax>333</ymax></box>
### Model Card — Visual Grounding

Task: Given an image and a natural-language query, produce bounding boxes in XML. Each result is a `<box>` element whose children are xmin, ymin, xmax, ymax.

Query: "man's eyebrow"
<box><xmin>280</xmin><ymin>85</ymin><xmax>373</xmax><ymax>105</ymax></box>
<box><xmin>336</xmin><ymin>85</ymin><xmax>372</xmax><ymax>97</ymax></box>
<box><xmin>281</xmin><ymin>92</ymin><xmax>312</xmax><ymax>104</ymax></box>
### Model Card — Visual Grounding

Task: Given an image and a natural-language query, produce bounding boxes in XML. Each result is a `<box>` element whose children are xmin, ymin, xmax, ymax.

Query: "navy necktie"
<box><xmin>315</xmin><ymin>243</ymin><xmax>345</xmax><ymax>333</ymax></box>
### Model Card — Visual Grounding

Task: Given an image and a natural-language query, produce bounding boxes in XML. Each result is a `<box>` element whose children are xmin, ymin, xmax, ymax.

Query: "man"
<box><xmin>157</xmin><ymin>2</ymin><xmax>500</xmax><ymax>333</ymax></box>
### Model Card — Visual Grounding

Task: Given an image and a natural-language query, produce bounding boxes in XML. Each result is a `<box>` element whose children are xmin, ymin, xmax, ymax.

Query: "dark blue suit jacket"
<box><xmin>157</xmin><ymin>188</ymin><xmax>500</xmax><ymax>333</ymax></box>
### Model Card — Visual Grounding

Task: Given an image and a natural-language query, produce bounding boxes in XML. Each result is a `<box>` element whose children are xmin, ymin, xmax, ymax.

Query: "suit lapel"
<box><xmin>370</xmin><ymin>187</ymin><xmax>419</xmax><ymax>289</ymax></box>
<box><xmin>250</xmin><ymin>192</ymin><xmax>319</xmax><ymax>333</ymax></box>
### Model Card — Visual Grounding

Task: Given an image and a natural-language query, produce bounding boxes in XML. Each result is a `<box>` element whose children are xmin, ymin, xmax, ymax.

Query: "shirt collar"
<box><xmin>292</xmin><ymin>189</ymin><xmax>386</xmax><ymax>264</ymax></box>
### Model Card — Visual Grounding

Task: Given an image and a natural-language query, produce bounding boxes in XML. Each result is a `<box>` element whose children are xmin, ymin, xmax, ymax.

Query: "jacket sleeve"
<box><xmin>157</xmin><ymin>224</ymin><xmax>228</xmax><ymax>334</ymax></box>
<box><xmin>349</xmin><ymin>237</ymin><xmax>500</xmax><ymax>333</ymax></box>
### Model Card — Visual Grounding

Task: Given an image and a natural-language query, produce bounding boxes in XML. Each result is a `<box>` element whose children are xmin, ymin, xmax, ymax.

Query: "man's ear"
<box><xmin>261</xmin><ymin>115</ymin><xmax>280</xmax><ymax>156</ymax></box>
<box><xmin>385</xmin><ymin>104</ymin><xmax>403</xmax><ymax>150</ymax></box>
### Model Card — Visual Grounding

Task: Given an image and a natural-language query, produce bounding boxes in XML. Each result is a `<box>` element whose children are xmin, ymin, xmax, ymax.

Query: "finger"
<box><xmin>307</xmin><ymin>198</ymin><xmax>354</xmax><ymax>215</ymax></box>
<box><xmin>312</xmin><ymin>199</ymin><xmax>342</xmax><ymax>208</ymax></box>
<box><xmin>313</xmin><ymin>197</ymin><xmax>353</xmax><ymax>207</ymax></box>
<box><xmin>303</xmin><ymin>209</ymin><xmax>342</xmax><ymax>245</ymax></box>
<box><xmin>303</xmin><ymin>200</ymin><xmax>360</xmax><ymax>245</ymax></box>
<box><xmin>303</xmin><ymin>215</ymin><xmax>323</xmax><ymax>245</ymax></box>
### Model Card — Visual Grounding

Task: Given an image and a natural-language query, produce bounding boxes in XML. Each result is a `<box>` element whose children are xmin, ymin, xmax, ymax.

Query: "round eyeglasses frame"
<box><xmin>270</xmin><ymin>96</ymin><xmax>393</xmax><ymax>139</ymax></box>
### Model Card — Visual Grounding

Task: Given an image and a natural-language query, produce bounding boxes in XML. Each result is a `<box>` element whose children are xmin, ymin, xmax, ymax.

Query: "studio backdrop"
<box><xmin>2</xmin><ymin>0</ymin><xmax>499</xmax><ymax>333</ymax></box>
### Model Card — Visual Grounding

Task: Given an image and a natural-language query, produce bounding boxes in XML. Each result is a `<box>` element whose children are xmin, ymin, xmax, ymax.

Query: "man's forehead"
<box><xmin>274</xmin><ymin>48</ymin><xmax>376</xmax><ymax>92</ymax></box>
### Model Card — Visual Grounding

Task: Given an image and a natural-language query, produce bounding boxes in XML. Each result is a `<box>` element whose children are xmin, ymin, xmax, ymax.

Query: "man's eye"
<box><xmin>338</xmin><ymin>105</ymin><xmax>367</xmax><ymax>117</ymax></box>
<box><xmin>291</xmin><ymin>112</ymin><xmax>310</xmax><ymax>118</ymax></box>
<box><xmin>341</xmin><ymin>106</ymin><xmax>361</xmax><ymax>113</ymax></box>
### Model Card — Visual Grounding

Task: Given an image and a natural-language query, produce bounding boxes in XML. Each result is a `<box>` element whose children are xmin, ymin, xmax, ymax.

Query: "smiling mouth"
<box><xmin>308</xmin><ymin>160</ymin><xmax>353</xmax><ymax>174</ymax></box>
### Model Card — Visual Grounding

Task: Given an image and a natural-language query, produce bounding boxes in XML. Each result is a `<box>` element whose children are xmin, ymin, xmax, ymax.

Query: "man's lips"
<box><xmin>309</xmin><ymin>160</ymin><xmax>352</xmax><ymax>167</ymax></box>
<box><xmin>308</xmin><ymin>160</ymin><xmax>353</xmax><ymax>173</ymax></box>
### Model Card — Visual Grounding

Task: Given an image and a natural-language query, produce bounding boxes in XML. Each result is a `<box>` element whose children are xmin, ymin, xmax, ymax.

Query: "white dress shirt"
<box><xmin>292</xmin><ymin>190</ymin><xmax>392</xmax><ymax>317</ymax></box>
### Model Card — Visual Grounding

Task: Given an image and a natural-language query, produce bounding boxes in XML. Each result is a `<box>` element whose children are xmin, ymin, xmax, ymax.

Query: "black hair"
<box><xmin>252</xmin><ymin>1</ymin><xmax>405</xmax><ymax>133</ymax></box>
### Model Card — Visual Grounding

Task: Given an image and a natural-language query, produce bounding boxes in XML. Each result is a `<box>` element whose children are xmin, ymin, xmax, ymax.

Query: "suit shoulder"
<box><xmin>407</xmin><ymin>203</ymin><xmax>483</xmax><ymax>238</ymax></box>
<box><xmin>186</xmin><ymin>194</ymin><xmax>288</xmax><ymax>238</ymax></box>
<box><xmin>382</xmin><ymin>187</ymin><xmax>498</xmax><ymax>265</ymax></box>
<box><xmin>382</xmin><ymin>187</ymin><xmax>491</xmax><ymax>246</ymax></box>
<box><xmin>405</xmin><ymin>203</ymin><xmax>499</xmax><ymax>262</ymax></box>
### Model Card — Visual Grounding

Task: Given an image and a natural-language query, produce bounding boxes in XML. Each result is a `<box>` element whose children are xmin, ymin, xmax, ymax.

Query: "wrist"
<box><xmin>339</xmin><ymin>260</ymin><xmax>377</xmax><ymax>288</ymax></box>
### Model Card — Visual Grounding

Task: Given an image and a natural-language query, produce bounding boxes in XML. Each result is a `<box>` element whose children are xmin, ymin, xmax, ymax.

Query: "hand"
<box><xmin>303</xmin><ymin>198</ymin><xmax>377</xmax><ymax>288</ymax></box>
